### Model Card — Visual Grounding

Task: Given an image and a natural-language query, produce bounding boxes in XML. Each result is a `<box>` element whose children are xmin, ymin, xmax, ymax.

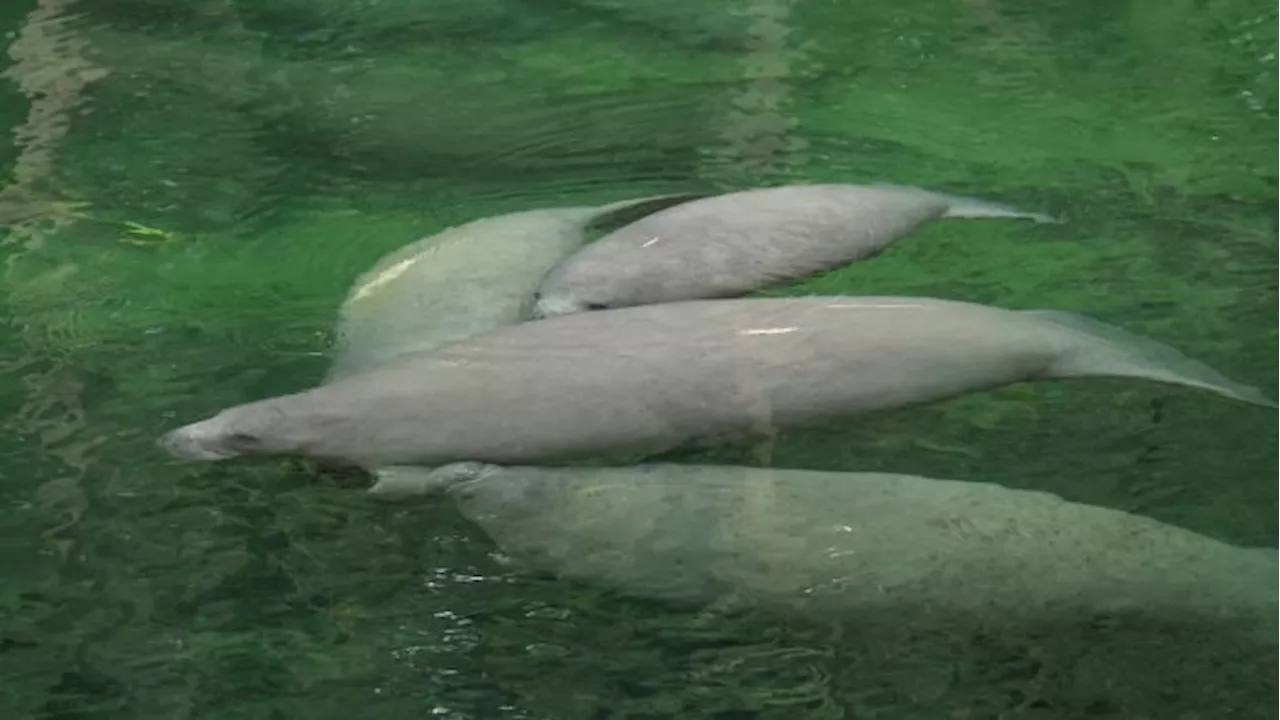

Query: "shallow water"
<box><xmin>1</xmin><ymin>0</ymin><xmax>1276</xmax><ymax>718</ymax></box>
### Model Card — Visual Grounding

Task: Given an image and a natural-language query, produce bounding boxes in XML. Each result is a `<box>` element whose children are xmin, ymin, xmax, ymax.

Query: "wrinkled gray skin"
<box><xmin>325</xmin><ymin>193</ymin><xmax>707</xmax><ymax>383</ymax></box>
<box><xmin>159</xmin><ymin>296</ymin><xmax>1274</xmax><ymax>467</ymax></box>
<box><xmin>377</xmin><ymin>462</ymin><xmax>1278</xmax><ymax>634</ymax></box>
<box><xmin>533</xmin><ymin>183</ymin><xmax>1059</xmax><ymax>318</ymax></box>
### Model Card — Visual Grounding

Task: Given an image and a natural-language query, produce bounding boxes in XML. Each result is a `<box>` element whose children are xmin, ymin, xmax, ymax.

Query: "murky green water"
<box><xmin>1</xmin><ymin>1</ymin><xmax>1275</xmax><ymax>718</ymax></box>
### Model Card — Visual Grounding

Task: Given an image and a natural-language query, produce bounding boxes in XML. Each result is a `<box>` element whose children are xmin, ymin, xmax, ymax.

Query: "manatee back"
<box><xmin>536</xmin><ymin>184</ymin><xmax>953</xmax><ymax>312</ymax></box>
<box><xmin>326</xmin><ymin>194</ymin><xmax>706</xmax><ymax>383</ymax></box>
<box><xmin>294</xmin><ymin>297</ymin><xmax>1063</xmax><ymax>468</ymax></box>
<box><xmin>448</xmin><ymin>463</ymin><xmax>1276</xmax><ymax>627</ymax></box>
<box><xmin>327</xmin><ymin>209</ymin><xmax>596</xmax><ymax>383</ymax></box>
<box><xmin>449</xmin><ymin>464</ymin><xmax>746</xmax><ymax>604</ymax></box>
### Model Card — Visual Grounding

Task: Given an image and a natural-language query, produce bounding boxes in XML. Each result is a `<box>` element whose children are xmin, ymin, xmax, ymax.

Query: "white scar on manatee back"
<box><xmin>348</xmin><ymin>256</ymin><xmax>417</xmax><ymax>303</ymax></box>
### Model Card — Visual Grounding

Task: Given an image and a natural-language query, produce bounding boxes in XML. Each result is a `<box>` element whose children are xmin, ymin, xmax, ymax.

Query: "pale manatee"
<box><xmin>325</xmin><ymin>192</ymin><xmax>707</xmax><ymax>383</ymax></box>
<box><xmin>532</xmin><ymin>182</ymin><xmax>1059</xmax><ymax>318</ymax></box>
<box><xmin>158</xmin><ymin>296</ymin><xmax>1275</xmax><ymax>467</ymax></box>
<box><xmin>370</xmin><ymin>461</ymin><xmax>1278</xmax><ymax>635</ymax></box>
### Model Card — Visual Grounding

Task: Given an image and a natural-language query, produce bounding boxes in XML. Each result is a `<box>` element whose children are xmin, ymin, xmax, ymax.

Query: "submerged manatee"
<box><xmin>325</xmin><ymin>193</ymin><xmax>706</xmax><ymax>382</ymax></box>
<box><xmin>379</xmin><ymin>462</ymin><xmax>1279</xmax><ymax>632</ymax></box>
<box><xmin>158</xmin><ymin>296</ymin><xmax>1275</xmax><ymax>467</ymax></box>
<box><xmin>533</xmin><ymin>183</ymin><xmax>1058</xmax><ymax>317</ymax></box>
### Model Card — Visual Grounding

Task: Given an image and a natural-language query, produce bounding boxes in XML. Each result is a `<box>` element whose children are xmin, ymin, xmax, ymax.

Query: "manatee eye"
<box><xmin>585</xmin><ymin>303</ymin><xmax>609</xmax><ymax>311</ymax></box>
<box><xmin>532</xmin><ymin>292</ymin><xmax>542</xmax><ymax>301</ymax></box>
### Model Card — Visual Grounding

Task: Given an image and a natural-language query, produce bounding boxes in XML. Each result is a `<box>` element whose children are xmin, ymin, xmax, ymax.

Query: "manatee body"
<box><xmin>326</xmin><ymin>193</ymin><xmax>706</xmax><ymax>382</ymax></box>
<box><xmin>158</xmin><ymin>296</ymin><xmax>1274</xmax><ymax>467</ymax></box>
<box><xmin>533</xmin><ymin>183</ymin><xmax>1058</xmax><ymax>318</ymax></box>
<box><xmin>387</xmin><ymin>462</ymin><xmax>1277</xmax><ymax>630</ymax></box>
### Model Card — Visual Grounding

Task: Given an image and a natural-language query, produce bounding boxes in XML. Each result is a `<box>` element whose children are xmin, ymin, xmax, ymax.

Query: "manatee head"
<box><xmin>530</xmin><ymin>285</ymin><xmax>613</xmax><ymax>319</ymax></box>
<box><xmin>531</xmin><ymin>252</ymin><xmax>636</xmax><ymax>318</ymax></box>
<box><xmin>531</xmin><ymin>239</ymin><xmax>685</xmax><ymax>318</ymax></box>
<box><xmin>446</xmin><ymin>465</ymin><xmax>554</xmax><ymax>523</ymax></box>
<box><xmin>158</xmin><ymin>400</ymin><xmax>294</xmax><ymax>461</ymax></box>
<box><xmin>367</xmin><ymin>462</ymin><xmax>498</xmax><ymax>501</ymax></box>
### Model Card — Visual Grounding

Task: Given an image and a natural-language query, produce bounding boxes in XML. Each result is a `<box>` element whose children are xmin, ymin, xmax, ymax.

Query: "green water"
<box><xmin>0</xmin><ymin>0</ymin><xmax>1275</xmax><ymax>718</ymax></box>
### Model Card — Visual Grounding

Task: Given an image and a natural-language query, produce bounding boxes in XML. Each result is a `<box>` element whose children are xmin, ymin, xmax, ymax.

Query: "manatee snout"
<box><xmin>157</xmin><ymin>419</ymin><xmax>245</xmax><ymax>461</ymax></box>
<box><xmin>158</xmin><ymin>406</ymin><xmax>284</xmax><ymax>461</ymax></box>
<box><xmin>158</xmin><ymin>401</ymin><xmax>294</xmax><ymax>461</ymax></box>
<box><xmin>530</xmin><ymin>291</ymin><xmax>604</xmax><ymax>319</ymax></box>
<box><xmin>367</xmin><ymin>461</ymin><xmax>496</xmax><ymax>500</ymax></box>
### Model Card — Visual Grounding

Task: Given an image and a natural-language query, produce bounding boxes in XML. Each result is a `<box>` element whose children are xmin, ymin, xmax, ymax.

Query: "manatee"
<box><xmin>325</xmin><ymin>192</ymin><xmax>707</xmax><ymax>382</ymax></box>
<box><xmin>375</xmin><ymin>461</ymin><xmax>1279</xmax><ymax>633</ymax></box>
<box><xmin>532</xmin><ymin>183</ymin><xmax>1058</xmax><ymax>317</ymax></box>
<box><xmin>158</xmin><ymin>296</ymin><xmax>1275</xmax><ymax>467</ymax></box>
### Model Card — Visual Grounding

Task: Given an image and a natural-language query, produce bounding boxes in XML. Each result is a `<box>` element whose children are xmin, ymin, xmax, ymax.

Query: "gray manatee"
<box><xmin>159</xmin><ymin>296</ymin><xmax>1274</xmax><ymax>467</ymax></box>
<box><xmin>376</xmin><ymin>461</ymin><xmax>1278</xmax><ymax>633</ymax></box>
<box><xmin>325</xmin><ymin>192</ymin><xmax>707</xmax><ymax>382</ymax></box>
<box><xmin>533</xmin><ymin>182</ymin><xmax>1058</xmax><ymax>318</ymax></box>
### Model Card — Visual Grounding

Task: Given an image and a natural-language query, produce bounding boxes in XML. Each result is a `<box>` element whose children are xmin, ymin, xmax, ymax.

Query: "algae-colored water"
<box><xmin>0</xmin><ymin>1</ymin><xmax>1275</xmax><ymax>718</ymax></box>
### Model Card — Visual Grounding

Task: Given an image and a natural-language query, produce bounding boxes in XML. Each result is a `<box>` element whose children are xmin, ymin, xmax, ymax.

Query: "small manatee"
<box><xmin>533</xmin><ymin>182</ymin><xmax>1058</xmax><ymax>317</ymax></box>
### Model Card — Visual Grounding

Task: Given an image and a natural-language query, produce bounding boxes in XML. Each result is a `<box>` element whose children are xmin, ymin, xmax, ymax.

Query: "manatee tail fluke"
<box><xmin>938</xmin><ymin>193</ymin><xmax>1061</xmax><ymax>224</ymax></box>
<box><xmin>588</xmin><ymin>192</ymin><xmax>710</xmax><ymax>230</ymax></box>
<box><xmin>1026</xmin><ymin>309</ymin><xmax>1277</xmax><ymax>408</ymax></box>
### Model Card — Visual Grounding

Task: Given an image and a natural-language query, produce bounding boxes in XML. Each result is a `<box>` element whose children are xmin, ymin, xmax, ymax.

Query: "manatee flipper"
<box><xmin>1027</xmin><ymin>309</ymin><xmax>1278</xmax><ymax>408</ymax></box>
<box><xmin>367</xmin><ymin>462</ymin><xmax>495</xmax><ymax>501</ymax></box>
